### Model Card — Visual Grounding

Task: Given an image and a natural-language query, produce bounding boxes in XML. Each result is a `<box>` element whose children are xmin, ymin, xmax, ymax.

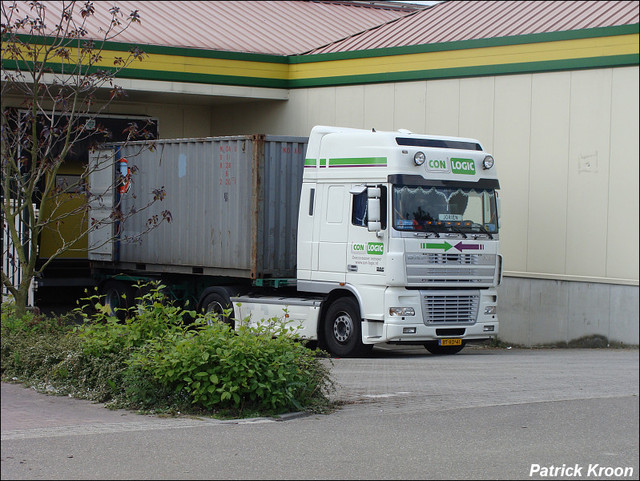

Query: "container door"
<box><xmin>87</xmin><ymin>149</ymin><xmax>115</xmax><ymax>261</ymax></box>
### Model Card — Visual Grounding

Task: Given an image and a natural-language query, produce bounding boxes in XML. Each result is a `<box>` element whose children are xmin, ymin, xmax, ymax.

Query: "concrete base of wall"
<box><xmin>497</xmin><ymin>276</ymin><xmax>639</xmax><ymax>347</ymax></box>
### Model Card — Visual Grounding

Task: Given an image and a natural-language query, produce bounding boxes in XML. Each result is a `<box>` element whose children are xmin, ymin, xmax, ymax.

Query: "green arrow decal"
<box><xmin>420</xmin><ymin>242</ymin><xmax>454</xmax><ymax>251</ymax></box>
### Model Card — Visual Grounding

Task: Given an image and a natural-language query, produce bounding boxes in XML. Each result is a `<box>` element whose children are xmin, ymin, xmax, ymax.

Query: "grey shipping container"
<box><xmin>90</xmin><ymin>135</ymin><xmax>308</xmax><ymax>280</ymax></box>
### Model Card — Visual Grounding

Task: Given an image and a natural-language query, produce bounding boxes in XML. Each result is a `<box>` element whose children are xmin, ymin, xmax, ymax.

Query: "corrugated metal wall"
<box><xmin>205</xmin><ymin>67</ymin><xmax>639</xmax><ymax>345</ymax></box>
<box><xmin>209</xmin><ymin>67</ymin><xmax>639</xmax><ymax>285</ymax></box>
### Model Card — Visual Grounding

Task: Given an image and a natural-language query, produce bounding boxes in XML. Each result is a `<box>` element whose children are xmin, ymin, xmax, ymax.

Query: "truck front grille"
<box><xmin>421</xmin><ymin>293</ymin><xmax>479</xmax><ymax>324</ymax></box>
<box><xmin>405</xmin><ymin>253</ymin><xmax>497</xmax><ymax>287</ymax></box>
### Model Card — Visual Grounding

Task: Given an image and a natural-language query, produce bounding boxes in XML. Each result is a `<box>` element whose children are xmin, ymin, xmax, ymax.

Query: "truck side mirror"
<box><xmin>367</xmin><ymin>187</ymin><xmax>382</xmax><ymax>233</ymax></box>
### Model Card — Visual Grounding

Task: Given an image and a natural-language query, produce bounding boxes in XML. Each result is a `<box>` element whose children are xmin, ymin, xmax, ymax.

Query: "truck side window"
<box><xmin>352</xmin><ymin>191</ymin><xmax>367</xmax><ymax>226</ymax></box>
<box><xmin>352</xmin><ymin>187</ymin><xmax>388</xmax><ymax>228</ymax></box>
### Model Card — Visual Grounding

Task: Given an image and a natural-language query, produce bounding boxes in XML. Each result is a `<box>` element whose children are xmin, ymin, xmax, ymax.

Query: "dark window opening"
<box><xmin>396</xmin><ymin>137</ymin><xmax>482</xmax><ymax>151</ymax></box>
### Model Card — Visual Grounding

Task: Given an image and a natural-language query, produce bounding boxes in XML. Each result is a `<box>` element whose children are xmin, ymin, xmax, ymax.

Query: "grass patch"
<box><xmin>483</xmin><ymin>335</ymin><xmax>637</xmax><ymax>350</ymax></box>
<box><xmin>544</xmin><ymin>334</ymin><xmax>634</xmax><ymax>349</ymax></box>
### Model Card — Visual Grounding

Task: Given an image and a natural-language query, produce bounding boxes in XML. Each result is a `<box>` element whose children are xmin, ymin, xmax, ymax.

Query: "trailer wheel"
<box><xmin>200</xmin><ymin>291</ymin><xmax>234</xmax><ymax>328</ymax></box>
<box><xmin>424</xmin><ymin>341</ymin><xmax>466</xmax><ymax>355</ymax></box>
<box><xmin>323</xmin><ymin>297</ymin><xmax>371</xmax><ymax>357</ymax></box>
<box><xmin>101</xmin><ymin>280</ymin><xmax>132</xmax><ymax>321</ymax></box>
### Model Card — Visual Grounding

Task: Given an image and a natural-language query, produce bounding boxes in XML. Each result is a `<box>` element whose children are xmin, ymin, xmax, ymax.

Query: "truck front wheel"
<box><xmin>323</xmin><ymin>297</ymin><xmax>371</xmax><ymax>357</ymax></box>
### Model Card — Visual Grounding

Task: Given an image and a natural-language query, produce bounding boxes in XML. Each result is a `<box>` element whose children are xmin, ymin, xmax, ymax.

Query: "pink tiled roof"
<box><xmin>2</xmin><ymin>1</ymin><xmax>414</xmax><ymax>55</ymax></box>
<box><xmin>304</xmin><ymin>0</ymin><xmax>640</xmax><ymax>54</ymax></box>
<box><xmin>3</xmin><ymin>1</ymin><xmax>637</xmax><ymax>57</ymax></box>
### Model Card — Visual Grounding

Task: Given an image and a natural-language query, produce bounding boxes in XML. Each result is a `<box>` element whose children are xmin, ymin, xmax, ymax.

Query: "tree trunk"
<box><xmin>11</xmin><ymin>285</ymin><xmax>30</xmax><ymax>318</ymax></box>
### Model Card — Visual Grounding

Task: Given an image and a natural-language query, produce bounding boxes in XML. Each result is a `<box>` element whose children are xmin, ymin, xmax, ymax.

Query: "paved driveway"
<box><xmin>2</xmin><ymin>346</ymin><xmax>638</xmax><ymax>479</ymax></box>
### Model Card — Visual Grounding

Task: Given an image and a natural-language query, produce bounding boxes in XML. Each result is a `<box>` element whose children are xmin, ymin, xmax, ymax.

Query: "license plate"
<box><xmin>439</xmin><ymin>338</ymin><xmax>462</xmax><ymax>346</ymax></box>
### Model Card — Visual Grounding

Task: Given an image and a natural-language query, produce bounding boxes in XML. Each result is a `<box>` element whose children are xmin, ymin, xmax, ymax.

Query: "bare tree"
<box><xmin>1</xmin><ymin>1</ymin><xmax>169</xmax><ymax>315</ymax></box>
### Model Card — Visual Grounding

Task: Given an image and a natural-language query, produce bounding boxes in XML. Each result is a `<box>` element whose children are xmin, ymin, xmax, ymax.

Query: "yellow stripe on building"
<box><xmin>5</xmin><ymin>44</ymin><xmax>289</xmax><ymax>80</ymax></box>
<box><xmin>6</xmin><ymin>33</ymin><xmax>637</xmax><ymax>84</ymax></box>
<box><xmin>140</xmin><ymin>53</ymin><xmax>289</xmax><ymax>79</ymax></box>
<box><xmin>288</xmin><ymin>34</ymin><xmax>639</xmax><ymax>80</ymax></box>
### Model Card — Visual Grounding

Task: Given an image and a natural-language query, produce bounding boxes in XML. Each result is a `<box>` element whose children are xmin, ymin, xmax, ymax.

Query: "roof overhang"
<box><xmin>97</xmin><ymin>76</ymin><xmax>289</xmax><ymax>105</ymax></box>
<box><xmin>1</xmin><ymin>71</ymin><xmax>289</xmax><ymax>106</ymax></box>
<box><xmin>2</xmin><ymin>24</ymin><xmax>637</xmax><ymax>101</ymax></box>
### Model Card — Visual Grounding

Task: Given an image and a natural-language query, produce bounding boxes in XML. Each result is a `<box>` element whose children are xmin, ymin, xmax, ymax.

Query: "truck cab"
<box><xmin>294</xmin><ymin>125</ymin><xmax>501</xmax><ymax>356</ymax></box>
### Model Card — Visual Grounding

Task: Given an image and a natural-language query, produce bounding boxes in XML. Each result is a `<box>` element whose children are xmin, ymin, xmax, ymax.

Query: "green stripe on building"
<box><xmin>10</xmin><ymin>33</ymin><xmax>289</xmax><ymax>63</ymax></box>
<box><xmin>5</xmin><ymin>53</ymin><xmax>636</xmax><ymax>90</ymax></box>
<box><xmin>0</xmin><ymin>59</ymin><xmax>290</xmax><ymax>88</ymax></box>
<box><xmin>289</xmin><ymin>24</ymin><xmax>639</xmax><ymax>64</ymax></box>
<box><xmin>4</xmin><ymin>25</ymin><xmax>637</xmax><ymax>90</ymax></box>
<box><xmin>288</xmin><ymin>55</ymin><xmax>639</xmax><ymax>88</ymax></box>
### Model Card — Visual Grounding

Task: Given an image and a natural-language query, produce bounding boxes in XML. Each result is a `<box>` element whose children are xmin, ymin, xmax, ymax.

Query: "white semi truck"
<box><xmin>90</xmin><ymin>126</ymin><xmax>502</xmax><ymax>357</ymax></box>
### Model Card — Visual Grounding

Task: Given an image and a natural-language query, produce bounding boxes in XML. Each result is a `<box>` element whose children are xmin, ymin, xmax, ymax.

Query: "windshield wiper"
<box><xmin>412</xmin><ymin>229</ymin><xmax>440</xmax><ymax>238</ymax></box>
<box><xmin>447</xmin><ymin>225</ymin><xmax>468</xmax><ymax>239</ymax></box>
<box><xmin>472</xmin><ymin>223</ymin><xmax>494</xmax><ymax>239</ymax></box>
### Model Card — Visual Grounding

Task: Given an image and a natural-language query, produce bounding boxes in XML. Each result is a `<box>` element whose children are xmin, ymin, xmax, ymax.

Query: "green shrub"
<box><xmin>2</xmin><ymin>283</ymin><xmax>335</xmax><ymax>418</ymax></box>
<box><xmin>73</xmin><ymin>283</ymin><xmax>194</xmax><ymax>356</ymax></box>
<box><xmin>130</xmin><ymin>316</ymin><xmax>334</xmax><ymax>416</ymax></box>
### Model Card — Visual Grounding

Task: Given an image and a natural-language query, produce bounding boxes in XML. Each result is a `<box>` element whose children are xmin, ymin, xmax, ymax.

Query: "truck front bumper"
<box><xmin>361</xmin><ymin>286</ymin><xmax>499</xmax><ymax>345</ymax></box>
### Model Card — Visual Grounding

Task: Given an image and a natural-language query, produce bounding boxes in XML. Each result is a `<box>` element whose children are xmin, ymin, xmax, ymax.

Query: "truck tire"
<box><xmin>323</xmin><ymin>297</ymin><xmax>372</xmax><ymax>358</ymax></box>
<box><xmin>100</xmin><ymin>280</ymin><xmax>132</xmax><ymax>320</ymax></box>
<box><xmin>424</xmin><ymin>341</ymin><xmax>466</xmax><ymax>355</ymax></box>
<box><xmin>200</xmin><ymin>291</ymin><xmax>234</xmax><ymax>328</ymax></box>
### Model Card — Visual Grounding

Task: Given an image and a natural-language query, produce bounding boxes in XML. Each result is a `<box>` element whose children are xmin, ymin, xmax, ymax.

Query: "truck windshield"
<box><xmin>392</xmin><ymin>185</ymin><xmax>498</xmax><ymax>234</ymax></box>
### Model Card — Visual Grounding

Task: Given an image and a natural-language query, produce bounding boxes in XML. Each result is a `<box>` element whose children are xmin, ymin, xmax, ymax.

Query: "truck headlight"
<box><xmin>482</xmin><ymin>155</ymin><xmax>494</xmax><ymax>169</ymax></box>
<box><xmin>484</xmin><ymin>306</ymin><xmax>497</xmax><ymax>315</ymax></box>
<box><xmin>389</xmin><ymin>307</ymin><xmax>415</xmax><ymax>316</ymax></box>
<box><xmin>414</xmin><ymin>152</ymin><xmax>426</xmax><ymax>166</ymax></box>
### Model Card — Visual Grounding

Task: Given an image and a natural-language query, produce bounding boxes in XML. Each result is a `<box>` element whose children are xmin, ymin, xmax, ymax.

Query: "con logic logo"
<box><xmin>451</xmin><ymin>158</ymin><xmax>476</xmax><ymax>175</ymax></box>
<box><xmin>426</xmin><ymin>159</ymin><xmax>448</xmax><ymax>172</ymax></box>
<box><xmin>352</xmin><ymin>242</ymin><xmax>384</xmax><ymax>255</ymax></box>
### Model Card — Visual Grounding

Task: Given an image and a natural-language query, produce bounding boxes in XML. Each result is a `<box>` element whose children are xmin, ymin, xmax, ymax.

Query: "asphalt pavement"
<box><xmin>2</xmin><ymin>346</ymin><xmax>639</xmax><ymax>480</ymax></box>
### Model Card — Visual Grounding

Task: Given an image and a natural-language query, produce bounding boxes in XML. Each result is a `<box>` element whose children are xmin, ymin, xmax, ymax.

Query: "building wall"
<box><xmin>499</xmin><ymin>277</ymin><xmax>639</xmax><ymax>346</ymax></box>
<box><xmin>0</xmin><ymin>96</ymin><xmax>214</xmax><ymax>140</ymax></box>
<box><xmin>5</xmin><ymin>65</ymin><xmax>636</xmax><ymax>345</ymax></box>
<box><xmin>101</xmin><ymin>101</ymin><xmax>214</xmax><ymax>139</ymax></box>
<box><xmin>209</xmin><ymin>66</ymin><xmax>640</xmax><ymax>345</ymax></box>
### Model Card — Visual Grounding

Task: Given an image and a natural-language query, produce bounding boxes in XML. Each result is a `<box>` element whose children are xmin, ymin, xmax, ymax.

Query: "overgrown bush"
<box><xmin>1</xmin><ymin>283</ymin><xmax>335</xmax><ymax>417</ymax></box>
<box><xmin>1</xmin><ymin>304</ymin><xmax>79</xmax><ymax>384</ymax></box>
<box><xmin>130</xmin><ymin>317</ymin><xmax>333</xmax><ymax>415</ymax></box>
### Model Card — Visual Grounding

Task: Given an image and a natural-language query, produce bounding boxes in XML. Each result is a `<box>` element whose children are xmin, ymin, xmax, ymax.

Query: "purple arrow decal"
<box><xmin>454</xmin><ymin>242</ymin><xmax>484</xmax><ymax>251</ymax></box>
